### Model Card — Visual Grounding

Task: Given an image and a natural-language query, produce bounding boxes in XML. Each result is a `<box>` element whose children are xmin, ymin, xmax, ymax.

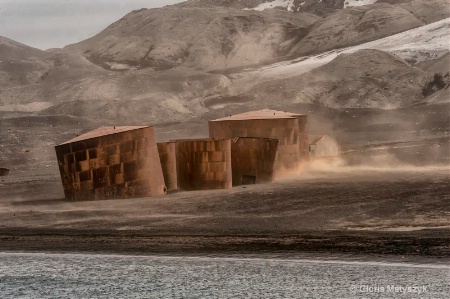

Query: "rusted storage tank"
<box><xmin>309</xmin><ymin>135</ymin><xmax>339</xmax><ymax>158</ymax></box>
<box><xmin>209</xmin><ymin>109</ymin><xmax>308</xmax><ymax>177</ymax></box>
<box><xmin>54</xmin><ymin>126</ymin><xmax>166</xmax><ymax>200</ymax></box>
<box><xmin>157</xmin><ymin>141</ymin><xmax>178</xmax><ymax>191</ymax></box>
<box><xmin>231</xmin><ymin>137</ymin><xmax>279</xmax><ymax>186</ymax></box>
<box><xmin>175</xmin><ymin>139</ymin><xmax>232</xmax><ymax>190</ymax></box>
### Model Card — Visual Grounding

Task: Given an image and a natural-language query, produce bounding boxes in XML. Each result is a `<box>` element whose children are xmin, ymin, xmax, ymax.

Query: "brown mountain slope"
<box><xmin>0</xmin><ymin>37</ymin><xmax>48</xmax><ymax>61</ymax></box>
<box><xmin>182</xmin><ymin>0</ymin><xmax>346</xmax><ymax>16</ymax></box>
<box><xmin>293</xmin><ymin>0</ymin><xmax>346</xmax><ymax>16</ymax></box>
<box><xmin>36</xmin><ymin>66</ymin><xmax>231</xmax><ymax>124</ymax></box>
<box><xmin>299</xmin><ymin>49</ymin><xmax>431</xmax><ymax>108</ymax></box>
<box><xmin>0</xmin><ymin>36</ymin><xmax>51</xmax><ymax>86</ymax></box>
<box><xmin>181</xmin><ymin>0</ymin><xmax>450</xmax><ymax>21</ymax></box>
<box><xmin>179</xmin><ymin>0</ymin><xmax>267</xmax><ymax>9</ymax></box>
<box><xmin>66</xmin><ymin>0</ymin><xmax>449</xmax><ymax>72</ymax></box>
<box><xmin>66</xmin><ymin>8</ymin><xmax>320</xmax><ymax>71</ymax></box>
<box><xmin>417</xmin><ymin>52</ymin><xmax>450</xmax><ymax>75</ymax></box>
<box><xmin>399</xmin><ymin>0</ymin><xmax>450</xmax><ymax>24</ymax></box>
<box><xmin>1</xmin><ymin>1</ymin><xmax>448</xmax><ymax>119</ymax></box>
<box><xmin>416</xmin><ymin>53</ymin><xmax>450</xmax><ymax>104</ymax></box>
<box><xmin>287</xmin><ymin>2</ymin><xmax>437</xmax><ymax>57</ymax></box>
<box><xmin>219</xmin><ymin>49</ymin><xmax>435</xmax><ymax>109</ymax></box>
<box><xmin>36</xmin><ymin>49</ymin><xmax>446</xmax><ymax>123</ymax></box>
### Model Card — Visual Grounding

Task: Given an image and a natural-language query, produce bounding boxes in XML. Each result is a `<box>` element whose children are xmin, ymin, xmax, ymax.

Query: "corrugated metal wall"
<box><xmin>208</xmin><ymin>117</ymin><xmax>309</xmax><ymax>176</ymax></box>
<box><xmin>175</xmin><ymin>139</ymin><xmax>232</xmax><ymax>190</ymax></box>
<box><xmin>157</xmin><ymin>142</ymin><xmax>178</xmax><ymax>191</ymax></box>
<box><xmin>55</xmin><ymin>127</ymin><xmax>166</xmax><ymax>200</ymax></box>
<box><xmin>231</xmin><ymin>137</ymin><xmax>279</xmax><ymax>186</ymax></box>
<box><xmin>297</xmin><ymin>116</ymin><xmax>309</xmax><ymax>164</ymax></box>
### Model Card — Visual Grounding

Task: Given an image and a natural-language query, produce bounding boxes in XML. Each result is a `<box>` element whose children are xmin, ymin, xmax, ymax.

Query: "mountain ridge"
<box><xmin>1</xmin><ymin>1</ymin><xmax>449</xmax><ymax>174</ymax></box>
<box><xmin>63</xmin><ymin>0</ymin><xmax>449</xmax><ymax>72</ymax></box>
<box><xmin>0</xmin><ymin>0</ymin><xmax>448</xmax><ymax>124</ymax></box>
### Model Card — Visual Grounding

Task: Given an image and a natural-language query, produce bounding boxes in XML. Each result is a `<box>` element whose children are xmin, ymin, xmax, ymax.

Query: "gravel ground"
<box><xmin>1</xmin><ymin>167</ymin><xmax>448</xmax><ymax>257</ymax></box>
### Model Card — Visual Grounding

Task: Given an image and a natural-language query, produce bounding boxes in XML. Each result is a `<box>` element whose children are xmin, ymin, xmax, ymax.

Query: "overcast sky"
<box><xmin>0</xmin><ymin>0</ymin><xmax>183</xmax><ymax>50</ymax></box>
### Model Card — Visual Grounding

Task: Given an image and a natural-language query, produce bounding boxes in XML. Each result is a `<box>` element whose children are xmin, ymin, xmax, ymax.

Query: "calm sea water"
<box><xmin>0</xmin><ymin>252</ymin><xmax>448</xmax><ymax>298</ymax></box>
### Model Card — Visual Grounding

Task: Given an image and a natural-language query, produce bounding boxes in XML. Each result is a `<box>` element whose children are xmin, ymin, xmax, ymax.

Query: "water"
<box><xmin>0</xmin><ymin>252</ymin><xmax>448</xmax><ymax>298</ymax></box>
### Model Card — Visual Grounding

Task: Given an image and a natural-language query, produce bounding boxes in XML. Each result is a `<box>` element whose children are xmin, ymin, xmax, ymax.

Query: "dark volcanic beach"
<box><xmin>1</xmin><ymin>230</ymin><xmax>449</xmax><ymax>260</ymax></box>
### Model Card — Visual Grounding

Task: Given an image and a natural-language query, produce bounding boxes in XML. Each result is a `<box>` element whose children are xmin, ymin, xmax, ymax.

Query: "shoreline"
<box><xmin>1</xmin><ymin>229</ymin><xmax>449</xmax><ymax>260</ymax></box>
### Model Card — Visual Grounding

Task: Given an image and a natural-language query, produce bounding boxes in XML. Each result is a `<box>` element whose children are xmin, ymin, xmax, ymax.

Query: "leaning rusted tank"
<box><xmin>0</xmin><ymin>168</ymin><xmax>9</xmax><ymax>176</ymax></box>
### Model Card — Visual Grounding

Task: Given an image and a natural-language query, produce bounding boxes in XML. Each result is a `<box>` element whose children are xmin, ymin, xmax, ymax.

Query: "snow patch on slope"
<box><xmin>105</xmin><ymin>62</ymin><xmax>137</xmax><ymax>71</ymax></box>
<box><xmin>243</xmin><ymin>0</ymin><xmax>377</xmax><ymax>12</ymax></box>
<box><xmin>248</xmin><ymin>18</ymin><xmax>450</xmax><ymax>78</ymax></box>
<box><xmin>244</xmin><ymin>0</ymin><xmax>295</xmax><ymax>12</ymax></box>
<box><xmin>344</xmin><ymin>0</ymin><xmax>377</xmax><ymax>8</ymax></box>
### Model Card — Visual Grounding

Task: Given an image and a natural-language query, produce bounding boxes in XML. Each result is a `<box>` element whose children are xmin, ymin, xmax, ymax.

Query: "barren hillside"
<box><xmin>66</xmin><ymin>8</ymin><xmax>320</xmax><ymax>71</ymax></box>
<box><xmin>0</xmin><ymin>0</ymin><xmax>449</xmax><ymax>175</ymax></box>
<box><xmin>65</xmin><ymin>0</ymin><xmax>449</xmax><ymax>72</ymax></box>
<box><xmin>230</xmin><ymin>49</ymin><xmax>430</xmax><ymax>109</ymax></box>
<box><xmin>0</xmin><ymin>37</ymin><xmax>51</xmax><ymax>86</ymax></box>
<box><xmin>277</xmin><ymin>49</ymin><xmax>446</xmax><ymax>109</ymax></box>
<box><xmin>181</xmin><ymin>0</ymin><xmax>345</xmax><ymax>14</ymax></box>
<box><xmin>0</xmin><ymin>37</ymin><xmax>54</xmax><ymax>112</ymax></box>
<box><xmin>288</xmin><ymin>0</ymin><xmax>449</xmax><ymax>57</ymax></box>
<box><xmin>0</xmin><ymin>37</ymin><xmax>48</xmax><ymax>61</ymax></box>
<box><xmin>0</xmin><ymin>17</ymin><xmax>448</xmax><ymax>121</ymax></box>
<box><xmin>418</xmin><ymin>52</ymin><xmax>450</xmax><ymax>74</ymax></box>
<box><xmin>211</xmin><ymin>18</ymin><xmax>450</xmax><ymax>110</ymax></box>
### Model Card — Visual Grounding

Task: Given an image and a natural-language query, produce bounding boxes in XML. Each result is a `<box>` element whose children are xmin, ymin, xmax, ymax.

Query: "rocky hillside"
<box><xmin>0</xmin><ymin>37</ymin><xmax>50</xmax><ymax>86</ymax></box>
<box><xmin>1</xmin><ymin>1</ymin><xmax>449</xmax><ymax>173</ymax></box>
<box><xmin>227</xmin><ymin>49</ymin><xmax>436</xmax><ymax>109</ymax></box>
<box><xmin>0</xmin><ymin>37</ymin><xmax>54</xmax><ymax>113</ymax></box>
<box><xmin>65</xmin><ymin>0</ymin><xmax>449</xmax><ymax>72</ymax></box>
<box><xmin>180</xmin><ymin>0</ymin><xmax>344</xmax><ymax>14</ymax></box>
<box><xmin>417</xmin><ymin>52</ymin><xmax>450</xmax><ymax>104</ymax></box>
<box><xmin>66</xmin><ymin>8</ymin><xmax>321</xmax><ymax>71</ymax></box>
<box><xmin>182</xmin><ymin>0</ymin><xmax>449</xmax><ymax>18</ymax></box>
<box><xmin>288</xmin><ymin>0</ymin><xmax>449</xmax><ymax>57</ymax></box>
<box><xmin>418</xmin><ymin>52</ymin><xmax>450</xmax><ymax>75</ymax></box>
<box><xmin>0</xmin><ymin>0</ymin><xmax>448</xmax><ymax>121</ymax></box>
<box><xmin>181</xmin><ymin>0</ymin><xmax>364</xmax><ymax>15</ymax></box>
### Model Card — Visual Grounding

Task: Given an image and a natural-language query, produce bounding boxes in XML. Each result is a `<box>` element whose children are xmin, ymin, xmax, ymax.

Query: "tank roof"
<box><xmin>210</xmin><ymin>109</ymin><xmax>305</xmax><ymax>121</ymax></box>
<box><xmin>169</xmin><ymin>138</ymin><xmax>229</xmax><ymax>142</ymax></box>
<box><xmin>231</xmin><ymin>136</ymin><xmax>279</xmax><ymax>142</ymax></box>
<box><xmin>310</xmin><ymin>135</ymin><xmax>325</xmax><ymax>145</ymax></box>
<box><xmin>59</xmin><ymin>126</ymin><xmax>149</xmax><ymax>145</ymax></box>
<box><xmin>310</xmin><ymin>134</ymin><xmax>338</xmax><ymax>145</ymax></box>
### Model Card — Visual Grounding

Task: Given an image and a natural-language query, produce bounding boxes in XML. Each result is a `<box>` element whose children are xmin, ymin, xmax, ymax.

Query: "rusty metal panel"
<box><xmin>157</xmin><ymin>142</ymin><xmax>178</xmax><ymax>191</ymax></box>
<box><xmin>209</xmin><ymin>111</ymin><xmax>309</xmax><ymax>177</ymax></box>
<box><xmin>175</xmin><ymin>139</ymin><xmax>232</xmax><ymax>191</ymax></box>
<box><xmin>297</xmin><ymin>116</ymin><xmax>310</xmax><ymax>164</ymax></box>
<box><xmin>54</xmin><ymin>126</ymin><xmax>166</xmax><ymax>200</ymax></box>
<box><xmin>231</xmin><ymin>137</ymin><xmax>279</xmax><ymax>186</ymax></box>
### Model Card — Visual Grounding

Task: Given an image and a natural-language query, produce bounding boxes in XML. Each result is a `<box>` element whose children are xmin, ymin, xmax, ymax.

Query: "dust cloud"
<box><xmin>276</xmin><ymin>152</ymin><xmax>450</xmax><ymax>182</ymax></box>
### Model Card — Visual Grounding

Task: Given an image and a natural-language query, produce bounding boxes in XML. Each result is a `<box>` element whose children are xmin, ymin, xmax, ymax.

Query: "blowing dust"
<box><xmin>276</xmin><ymin>153</ymin><xmax>450</xmax><ymax>181</ymax></box>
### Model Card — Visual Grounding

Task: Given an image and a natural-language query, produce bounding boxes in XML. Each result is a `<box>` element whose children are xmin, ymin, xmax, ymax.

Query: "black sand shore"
<box><xmin>1</xmin><ymin>229</ymin><xmax>449</xmax><ymax>259</ymax></box>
